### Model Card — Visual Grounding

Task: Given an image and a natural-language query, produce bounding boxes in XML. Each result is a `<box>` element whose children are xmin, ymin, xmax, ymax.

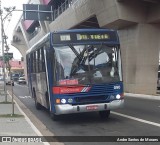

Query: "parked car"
<box><xmin>6</xmin><ymin>76</ymin><xmax>14</xmax><ymax>86</ymax></box>
<box><xmin>0</xmin><ymin>76</ymin><xmax>4</xmax><ymax>81</ymax></box>
<box><xmin>17</xmin><ymin>77</ymin><xmax>26</xmax><ymax>84</ymax></box>
<box><xmin>12</xmin><ymin>73</ymin><xmax>20</xmax><ymax>81</ymax></box>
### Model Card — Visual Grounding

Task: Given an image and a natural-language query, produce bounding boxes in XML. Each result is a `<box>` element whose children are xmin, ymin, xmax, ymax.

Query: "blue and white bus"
<box><xmin>26</xmin><ymin>29</ymin><xmax>124</xmax><ymax>120</ymax></box>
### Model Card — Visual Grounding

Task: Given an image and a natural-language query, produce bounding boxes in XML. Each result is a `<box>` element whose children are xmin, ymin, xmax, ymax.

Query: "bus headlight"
<box><xmin>68</xmin><ymin>98</ymin><xmax>73</xmax><ymax>103</ymax></box>
<box><xmin>61</xmin><ymin>99</ymin><xmax>66</xmax><ymax>104</ymax></box>
<box><xmin>116</xmin><ymin>94</ymin><xmax>121</xmax><ymax>99</ymax></box>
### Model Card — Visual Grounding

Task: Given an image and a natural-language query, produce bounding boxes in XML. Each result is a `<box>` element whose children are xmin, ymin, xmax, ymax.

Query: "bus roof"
<box><xmin>26</xmin><ymin>33</ymin><xmax>50</xmax><ymax>55</ymax></box>
<box><xmin>52</xmin><ymin>28</ymin><xmax>117</xmax><ymax>33</ymax></box>
<box><xmin>26</xmin><ymin>29</ymin><xmax>119</xmax><ymax>54</ymax></box>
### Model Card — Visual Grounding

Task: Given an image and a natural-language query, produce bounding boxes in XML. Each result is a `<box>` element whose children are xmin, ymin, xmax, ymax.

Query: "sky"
<box><xmin>1</xmin><ymin>0</ymin><xmax>28</xmax><ymax>60</ymax></box>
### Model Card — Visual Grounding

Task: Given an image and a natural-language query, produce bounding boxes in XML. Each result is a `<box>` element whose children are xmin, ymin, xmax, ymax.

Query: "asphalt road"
<box><xmin>7</xmin><ymin>83</ymin><xmax>160</xmax><ymax>145</ymax></box>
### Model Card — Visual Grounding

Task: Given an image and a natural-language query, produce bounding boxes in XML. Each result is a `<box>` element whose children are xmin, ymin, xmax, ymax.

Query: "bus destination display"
<box><xmin>53</xmin><ymin>31</ymin><xmax>117</xmax><ymax>44</ymax></box>
<box><xmin>76</xmin><ymin>34</ymin><xmax>110</xmax><ymax>40</ymax></box>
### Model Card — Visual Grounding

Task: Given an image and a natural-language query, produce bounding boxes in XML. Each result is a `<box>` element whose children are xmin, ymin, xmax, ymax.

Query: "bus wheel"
<box><xmin>50</xmin><ymin>112</ymin><xmax>59</xmax><ymax>121</ymax></box>
<box><xmin>33</xmin><ymin>90</ymin><xmax>41</xmax><ymax>110</ymax></box>
<box><xmin>99</xmin><ymin>110</ymin><xmax>110</xmax><ymax>119</ymax></box>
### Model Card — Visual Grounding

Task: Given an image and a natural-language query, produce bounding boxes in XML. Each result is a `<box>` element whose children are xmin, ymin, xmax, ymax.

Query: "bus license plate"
<box><xmin>86</xmin><ymin>105</ymin><xmax>98</xmax><ymax>110</ymax></box>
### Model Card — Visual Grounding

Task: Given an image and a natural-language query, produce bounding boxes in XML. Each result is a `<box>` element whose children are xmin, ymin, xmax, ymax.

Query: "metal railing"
<box><xmin>51</xmin><ymin>0</ymin><xmax>75</xmax><ymax>23</ymax></box>
<box><xmin>28</xmin><ymin>26</ymin><xmax>41</xmax><ymax>40</ymax></box>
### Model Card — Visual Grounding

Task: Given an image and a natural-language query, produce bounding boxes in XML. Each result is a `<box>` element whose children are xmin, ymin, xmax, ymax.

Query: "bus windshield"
<box><xmin>54</xmin><ymin>44</ymin><xmax>122</xmax><ymax>86</ymax></box>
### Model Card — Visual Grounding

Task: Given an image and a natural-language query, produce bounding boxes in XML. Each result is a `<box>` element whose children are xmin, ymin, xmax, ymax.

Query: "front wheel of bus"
<box><xmin>50</xmin><ymin>112</ymin><xmax>59</xmax><ymax>121</ymax></box>
<box><xmin>99</xmin><ymin>110</ymin><xmax>110</xmax><ymax>119</ymax></box>
<box><xmin>33</xmin><ymin>89</ymin><xmax>41</xmax><ymax>110</ymax></box>
<box><xmin>35</xmin><ymin>97</ymin><xmax>42</xmax><ymax>110</ymax></box>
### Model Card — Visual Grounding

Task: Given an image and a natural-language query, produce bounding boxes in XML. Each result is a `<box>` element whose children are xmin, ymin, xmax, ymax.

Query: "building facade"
<box><xmin>11</xmin><ymin>0</ymin><xmax>160</xmax><ymax>95</ymax></box>
<box><xmin>0</xmin><ymin>60</ymin><xmax>24</xmax><ymax>76</ymax></box>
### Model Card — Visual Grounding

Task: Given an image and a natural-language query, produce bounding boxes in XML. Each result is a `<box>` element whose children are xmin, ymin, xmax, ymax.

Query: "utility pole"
<box><xmin>0</xmin><ymin>0</ymin><xmax>7</xmax><ymax>102</ymax></box>
<box><xmin>0</xmin><ymin>1</ymin><xmax>16</xmax><ymax>116</ymax></box>
<box><xmin>0</xmin><ymin>0</ymin><xmax>15</xmax><ymax>102</ymax></box>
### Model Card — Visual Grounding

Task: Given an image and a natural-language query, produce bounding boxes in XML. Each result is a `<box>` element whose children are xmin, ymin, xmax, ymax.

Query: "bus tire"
<box><xmin>50</xmin><ymin>112</ymin><xmax>59</xmax><ymax>121</ymax></box>
<box><xmin>99</xmin><ymin>110</ymin><xmax>110</xmax><ymax>119</ymax></box>
<box><xmin>33</xmin><ymin>89</ymin><xmax>41</xmax><ymax>110</ymax></box>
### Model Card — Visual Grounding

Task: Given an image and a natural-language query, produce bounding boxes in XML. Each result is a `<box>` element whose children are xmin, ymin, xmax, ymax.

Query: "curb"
<box><xmin>7</xmin><ymin>91</ymin><xmax>50</xmax><ymax>145</ymax></box>
<box><xmin>7</xmin><ymin>90</ymin><xmax>64</xmax><ymax>145</ymax></box>
<box><xmin>125</xmin><ymin>93</ymin><xmax>160</xmax><ymax>101</ymax></box>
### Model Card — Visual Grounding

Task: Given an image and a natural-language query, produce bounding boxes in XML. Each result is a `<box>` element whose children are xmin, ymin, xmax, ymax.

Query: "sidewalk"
<box><xmin>0</xmin><ymin>84</ymin><xmax>49</xmax><ymax>145</ymax></box>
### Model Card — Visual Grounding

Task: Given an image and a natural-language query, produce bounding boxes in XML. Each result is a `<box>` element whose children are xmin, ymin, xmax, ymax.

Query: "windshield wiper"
<box><xmin>88</xmin><ymin>44</ymin><xmax>103</xmax><ymax>62</ymax></box>
<box><xmin>70</xmin><ymin>45</ymin><xmax>89</xmax><ymax>75</ymax></box>
<box><xmin>70</xmin><ymin>45</ymin><xmax>103</xmax><ymax>76</ymax></box>
<box><xmin>68</xmin><ymin>44</ymin><xmax>82</xmax><ymax>61</ymax></box>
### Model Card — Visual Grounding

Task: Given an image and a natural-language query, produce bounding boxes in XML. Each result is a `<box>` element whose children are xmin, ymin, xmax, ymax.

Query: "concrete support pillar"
<box><xmin>119</xmin><ymin>24</ymin><xmax>160</xmax><ymax>95</ymax></box>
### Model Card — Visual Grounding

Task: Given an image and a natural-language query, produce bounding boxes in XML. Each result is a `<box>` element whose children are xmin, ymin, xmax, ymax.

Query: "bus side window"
<box><xmin>38</xmin><ymin>47</ymin><xmax>46</xmax><ymax>72</ymax></box>
<box><xmin>37</xmin><ymin>49</ymin><xmax>41</xmax><ymax>72</ymax></box>
<box><xmin>26</xmin><ymin>55</ymin><xmax>29</xmax><ymax>73</ymax></box>
<box><xmin>42</xmin><ymin>48</ymin><xmax>45</xmax><ymax>72</ymax></box>
<box><xmin>39</xmin><ymin>48</ymin><xmax>42</xmax><ymax>72</ymax></box>
<box><xmin>35</xmin><ymin>51</ymin><xmax>38</xmax><ymax>73</ymax></box>
<box><xmin>33</xmin><ymin>52</ymin><xmax>36</xmax><ymax>73</ymax></box>
<box><xmin>30</xmin><ymin>53</ymin><xmax>33</xmax><ymax>73</ymax></box>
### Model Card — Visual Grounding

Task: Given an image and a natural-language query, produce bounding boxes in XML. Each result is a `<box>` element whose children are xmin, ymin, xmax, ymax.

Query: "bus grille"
<box><xmin>74</xmin><ymin>95</ymin><xmax>108</xmax><ymax>105</ymax></box>
<box><xmin>66</xmin><ymin>83</ymin><xmax>121</xmax><ymax>97</ymax></box>
<box><xmin>60</xmin><ymin>82</ymin><xmax>123</xmax><ymax>105</ymax></box>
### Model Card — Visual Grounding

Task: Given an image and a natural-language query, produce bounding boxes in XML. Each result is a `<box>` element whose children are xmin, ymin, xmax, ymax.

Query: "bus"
<box><xmin>26</xmin><ymin>29</ymin><xmax>124</xmax><ymax>121</ymax></box>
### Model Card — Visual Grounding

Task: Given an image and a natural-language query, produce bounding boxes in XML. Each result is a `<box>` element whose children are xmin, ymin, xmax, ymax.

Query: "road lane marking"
<box><xmin>111</xmin><ymin>111</ymin><xmax>160</xmax><ymax>127</ymax></box>
<box><xmin>19</xmin><ymin>96</ymin><xmax>31</xmax><ymax>99</ymax></box>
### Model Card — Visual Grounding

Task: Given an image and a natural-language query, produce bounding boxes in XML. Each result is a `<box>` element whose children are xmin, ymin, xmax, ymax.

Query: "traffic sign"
<box><xmin>0</xmin><ymin>53</ymin><xmax>13</xmax><ymax>62</ymax></box>
<box><xmin>4</xmin><ymin>53</ymin><xmax>13</xmax><ymax>59</ymax></box>
<box><xmin>23</xmin><ymin>4</ymin><xmax>53</xmax><ymax>21</ymax></box>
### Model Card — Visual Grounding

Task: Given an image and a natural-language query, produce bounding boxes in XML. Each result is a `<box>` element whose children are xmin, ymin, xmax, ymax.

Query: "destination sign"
<box><xmin>60</xmin><ymin>34</ymin><xmax>71</xmax><ymax>41</ymax></box>
<box><xmin>52</xmin><ymin>31</ymin><xmax>118</xmax><ymax>44</ymax></box>
<box><xmin>77</xmin><ymin>34</ymin><xmax>109</xmax><ymax>40</ymax></box>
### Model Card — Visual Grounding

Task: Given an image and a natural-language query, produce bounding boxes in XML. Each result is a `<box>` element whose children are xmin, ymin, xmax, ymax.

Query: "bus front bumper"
<box><xmin>54</xmin><ymin>99</ymin><xmax>124</xmax><ymax>115</ymax></box>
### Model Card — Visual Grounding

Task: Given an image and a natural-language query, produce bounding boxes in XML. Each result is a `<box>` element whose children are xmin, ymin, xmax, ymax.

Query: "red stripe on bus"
<box><xmin>53</xmin><ymin>86</ymin><xmax>90</xmax><ymax>94</ymax></box>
